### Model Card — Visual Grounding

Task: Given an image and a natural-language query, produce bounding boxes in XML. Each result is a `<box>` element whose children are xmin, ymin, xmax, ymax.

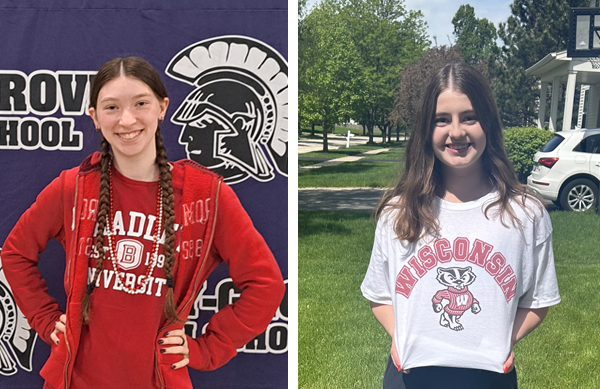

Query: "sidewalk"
<box><xmin>298</xmin><ymin>187</ymin><xmax>386</xmax><ymax>211</ymax></box>
<box><xmin>299</xmin><ymin>188</ymin><xmax>556</xmax><ymax>212</ymax></box>
<box><xmin>298</xmin><ymin>134</ymin><xmax>370</xmax><ymax>154</ymax></box>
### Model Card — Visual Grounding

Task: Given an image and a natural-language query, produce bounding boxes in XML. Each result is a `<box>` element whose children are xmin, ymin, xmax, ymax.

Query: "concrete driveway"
<box><xmin>298</xmin><ymin>188</ymin><xmax>386</xmax><ymax>212</ymax></box>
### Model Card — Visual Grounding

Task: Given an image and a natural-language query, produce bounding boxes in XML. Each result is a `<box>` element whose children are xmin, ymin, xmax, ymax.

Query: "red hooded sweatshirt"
<box><xmin>1</xmin><ymin>152</ymin><xmax>285</xmax><ymax>389</ymax></box>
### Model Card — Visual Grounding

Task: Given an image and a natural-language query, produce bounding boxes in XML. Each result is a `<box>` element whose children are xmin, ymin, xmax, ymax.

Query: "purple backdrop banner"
<box><xmin>0</xmin><ymin>1</ymin><xmax>288</xmax><ymax>388</ymax></box>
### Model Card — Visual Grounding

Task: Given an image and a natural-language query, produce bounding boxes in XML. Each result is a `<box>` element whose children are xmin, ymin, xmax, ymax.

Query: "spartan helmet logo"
<box><xmin>0</xmin><ymin>254</ymin><xmax>37</xmax><ymax>376</ymax></box>
<box><xmin>166</xmin><ymin>36</ymin><xmax>288</xmax><ymax>184</ymax></box>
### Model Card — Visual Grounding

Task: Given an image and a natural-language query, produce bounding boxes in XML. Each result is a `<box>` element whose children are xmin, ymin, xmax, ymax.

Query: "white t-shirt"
<box><xmin>361</xmin><ymin>191</ymin><xmax>560</xmax><ymax>373</ymax></box>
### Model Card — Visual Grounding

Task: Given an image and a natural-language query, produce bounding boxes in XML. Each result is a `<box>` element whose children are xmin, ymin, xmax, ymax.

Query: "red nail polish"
<box><xmin>503</xmin><ymin>365</ymin><xmax>508</xmax><ymax>373</ymax></box>
<box><xmin>397</xmin><ymin>364</ymin><xmax>401</xmax><ymax>372</ymax></box>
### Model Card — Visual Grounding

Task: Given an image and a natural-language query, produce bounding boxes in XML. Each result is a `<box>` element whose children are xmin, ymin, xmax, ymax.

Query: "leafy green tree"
<box><xmin>495</xmin><ymin>0</ymin><xmax>588</xmax><ymax>127</ymax></box>
<box><xmin>340</xmin><ymin>0</ymin><xmax>429</xmax><ymax>144</ymax></box>
<box><xmin>452</xmin><ymin>4</ymin><xmax>498</xmax><ymax>65</ymax></box>
<box><xmin>299</xmin><ymin>0</ymin><xmax>362</xmax><ymax>151</ymax></box>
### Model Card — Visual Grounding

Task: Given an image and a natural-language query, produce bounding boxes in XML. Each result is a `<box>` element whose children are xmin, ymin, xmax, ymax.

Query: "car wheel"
<box><xmin>559</xmin><ymin>178</ymin><xmax>598</xmax><ymax>212</ymax></box>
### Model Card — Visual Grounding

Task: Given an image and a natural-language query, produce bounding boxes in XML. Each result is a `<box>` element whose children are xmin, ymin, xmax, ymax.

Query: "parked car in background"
<box><xmin>527</xmin><ymin>129</ymin><xmax>600</xmax><ymax>211</ymax></box>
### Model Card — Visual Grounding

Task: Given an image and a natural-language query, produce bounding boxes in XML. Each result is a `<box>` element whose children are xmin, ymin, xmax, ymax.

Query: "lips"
<box><xmin>117</xmin><ymin>130</ymin><xmax>142</xmax><ymax>140</ymax></box>
<box><xmin>446</xmin><ymin>143</ymin><xmax>471</xmax><ymax>152</ymax></box>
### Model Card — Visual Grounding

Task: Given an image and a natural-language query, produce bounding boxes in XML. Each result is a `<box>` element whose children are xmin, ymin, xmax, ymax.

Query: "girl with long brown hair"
<box><xmin>361</xmin><ymin>63</ymin><xmax>560</xmax><ymax>389</ymax></box>
<box><xmin>2</xmin><ymin>57</ymin><xmax>284</xmax><ymax>389</ymax></box>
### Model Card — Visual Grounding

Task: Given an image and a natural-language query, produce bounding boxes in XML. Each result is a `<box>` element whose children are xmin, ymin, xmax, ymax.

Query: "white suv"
<box><xmin>527</xmin><ymin>129</ymin><xmax>600</xmax><ymax>211</ymax></box>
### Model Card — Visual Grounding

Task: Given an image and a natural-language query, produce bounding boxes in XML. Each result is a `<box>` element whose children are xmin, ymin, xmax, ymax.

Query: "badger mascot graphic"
<box><xmin>0</xmin><ymin>254</ymin><xmax>37</xmax><ymax>375</ymax></box>
<box><xmin>432</xmin><ymin>267</ymin><xmax>481</xmax><ymax>331</ymax></box>
<box><xmin>166</xmin><ymin>36</ymin><xmax>288</xmax><ymax>184</ymax></box>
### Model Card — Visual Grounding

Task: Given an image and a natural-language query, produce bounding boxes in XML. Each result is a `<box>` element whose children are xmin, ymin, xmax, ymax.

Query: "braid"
<box><xmin>82</xmin><ymin>138</ymin><xmax>111</xmax><ymax>324</ymax></box>
<box><xmin>155</xmin><ymin>128</ymin><xmax>181</xmax><ymax>322</ymax></box>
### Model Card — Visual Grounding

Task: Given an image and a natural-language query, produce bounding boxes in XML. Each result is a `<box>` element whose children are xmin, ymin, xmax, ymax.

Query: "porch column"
<box><xmin>549</xmin><ymin>76</ymin><xmax>560</xmax><ymax>132</ymax></box>
<box><xmin>538</xmin><ymin>81</ymin><xmax>549</xmax><ymax>129</ymax></box>
<box><xmin>587</xmin><ymin>84</ymin><xmax>600</xmax><ymax>128</ymax></box>
<box><xmin>562</xmin><ymin>71</ymin><xmax>577</xmax><ymax>131</ymax></box>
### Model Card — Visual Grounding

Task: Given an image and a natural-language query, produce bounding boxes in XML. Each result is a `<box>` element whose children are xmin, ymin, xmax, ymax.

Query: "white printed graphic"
<box><xmin>0</xmin><ymin>251</ymin><xmax>37</xmax><ymax>376</ymax></box>
<box><xmin>185</xmin><ymin>278</ymin><xmax>288</xmax><ymax>354</ymax></box>
<box><xmin>166</xmin><ymin>36</ymin><xmax>288</xmax><ymax>184</ymax></box>
<box><xmin>115</xmin><ymin>239</ymin><xmax>144</xmax><ymax>271</ymax></box>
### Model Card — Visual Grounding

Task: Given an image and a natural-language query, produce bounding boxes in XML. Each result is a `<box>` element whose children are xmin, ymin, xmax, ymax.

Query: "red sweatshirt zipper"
<box><xmin>63</xmin><ymin>173</ymin><xmax>80</xmax><ymax>389</ymax></box>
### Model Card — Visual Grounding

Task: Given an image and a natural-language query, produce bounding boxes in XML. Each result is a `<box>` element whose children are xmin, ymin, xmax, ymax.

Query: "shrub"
<box><xmin>503</xmin><ymin>126</ymin><xmax>554</xmax><ymax>183</ymax></box>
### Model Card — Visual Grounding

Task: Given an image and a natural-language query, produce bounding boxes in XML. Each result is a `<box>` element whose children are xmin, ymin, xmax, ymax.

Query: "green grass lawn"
<box><xmin>299</xmin><ymin>209</ymin><xmax>600</xmax><ymax>388</ymax></box>
<box><xmin>299</xmin><ymin>145</ymin><xmax>405</xmax><ymax>187</ymax></box>
<box><xmin>299</xmin><ymin>159</ymin><xmax>320</xmax><ymax>167</ymax></box>
<box><xmin>300</xmin><ymin>142</ymin><xmax>403</xmax><ymax>160</ymax></box>
<box><xmin>298</xmin><ymin>161</ymin><xmax>402</xmax><ymax>188</ymax></box>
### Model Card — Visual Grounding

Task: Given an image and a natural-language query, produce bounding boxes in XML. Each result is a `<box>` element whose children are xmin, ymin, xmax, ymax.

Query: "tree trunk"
<box><xmin>322</xmin><ymin>120</ymin><xmax>329</xmax><ymax>152</ymax></box>
<box><xmin>395</xmin><ymin>124</ymin><xmax>400</xmax><ymax>142</ymax></box>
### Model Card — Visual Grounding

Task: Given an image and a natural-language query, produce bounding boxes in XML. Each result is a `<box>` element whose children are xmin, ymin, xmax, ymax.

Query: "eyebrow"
<box><xmin>99</xmin><ymin>93</ymin><xmax>153</xmax><ymax>103</ymax></box>
<box><xmin>434</xmin><ymin>110</ymin><xmax>476</xmax><ymax>116</ymax></box>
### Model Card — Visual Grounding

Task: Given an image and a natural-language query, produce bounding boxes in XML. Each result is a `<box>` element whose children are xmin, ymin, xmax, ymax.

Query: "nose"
<box><xmin>119</xmin><ymin>108</ymin><xmax>136</xmax><ymax>127</ymax></box>
<box><xmin>448</xmin><ymin>117</ymin><xmax>466</xmax><ymax>138</ymax></box>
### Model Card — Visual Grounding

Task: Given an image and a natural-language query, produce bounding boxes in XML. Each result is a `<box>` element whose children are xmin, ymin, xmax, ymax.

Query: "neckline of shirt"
<box><xmin>111</xmin><ymin>164</ymin><xmax>159</xmax><ymax>188</ymax></box>
<box><xmin>435</xmin><ymin>189</ymin><xmax>498</xmax><ymax>211</ymax></box>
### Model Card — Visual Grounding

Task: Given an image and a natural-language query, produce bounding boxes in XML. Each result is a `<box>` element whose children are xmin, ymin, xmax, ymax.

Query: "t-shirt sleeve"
<box><xmin>518</xmin><ymin>210</ymin><xmax>561</xmax><ymax>309</ymax></box>
<box><xmin>361</xmin><ymin>218</ymin><xmax>393</xmax><ymax>305</ymax></box>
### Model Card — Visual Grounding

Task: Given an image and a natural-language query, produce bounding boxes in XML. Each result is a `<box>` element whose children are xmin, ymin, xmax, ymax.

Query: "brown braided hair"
<box><xmin>82</xmin><ymin>57</ymin><xmax>181</xmax><ymax>324</ymax></box>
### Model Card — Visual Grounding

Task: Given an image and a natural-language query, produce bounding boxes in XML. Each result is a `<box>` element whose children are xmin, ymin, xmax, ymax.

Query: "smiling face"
<box><xmin>89</xmin><ymin>76</ymin><xmax>169</xmax><ymax>165</ymax></box>
<box><xmin>432</xmin><ymin>88</ymin><xmax>486</xmax><ymax>175</ymax></box>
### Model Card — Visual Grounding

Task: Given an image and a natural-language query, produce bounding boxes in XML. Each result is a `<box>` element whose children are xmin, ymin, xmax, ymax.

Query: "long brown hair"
<box><xmin>376</xmin><ymin>63</ymin><xmax>532</xmax><ymax>242</ymax></box>
<box><xmin>82</xmin><ymin>57</ymin><xmax>180</xmax><ymax>324</ymax></box>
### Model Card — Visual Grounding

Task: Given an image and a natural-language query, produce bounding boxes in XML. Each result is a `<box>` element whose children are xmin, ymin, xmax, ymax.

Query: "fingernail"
<box><xmin>397</xmin><ymin>364</ymin><xmax>401</xmax><ymax>372</ymax></box>
<box><xmin>503</xmin><ymin>365</ymin><xmax>508</xmax><ymax>373</ymax></box>
<box><xmin>55</xmin><ymin>340</ymin><xmax>59</xmax><ymax>345</ymax></box>
<box><xmin>160</xmin><ymin>349</ymin><xmax>166</xmax><ymax>354</ymax></box>
<box><xmin>171</xmin><ymin>365</ymin><xmax>176</xmax><ymax>370</ymax></box>
<box><xmin>165</xmin><ymin>332</ymin><xmax>170</xmax><ymax>336</ymax></box>
<box><xmin>158</xmin><ymin>340</ymin><xmax>164</xmax><ymax>345</ymax></box>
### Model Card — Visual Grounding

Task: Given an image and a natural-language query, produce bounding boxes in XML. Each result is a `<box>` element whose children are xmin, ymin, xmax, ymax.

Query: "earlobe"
<box><xmin>89</xmin><ymin>107</ymin><xmax>99</xmax><ymax>129</ymax></box>
<box><xmin>160</xmin><ymin>97</ymin><xmax>170</xmax><ymax>119</ymax></box>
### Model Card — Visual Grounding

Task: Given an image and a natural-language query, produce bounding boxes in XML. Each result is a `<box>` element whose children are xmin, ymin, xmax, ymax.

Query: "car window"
<box><xmin>542</xmin><ymin>135</ymin><xmax>565</xmax><ymax>152</ymax></box>
<box><xmin>574</xmin><ymin>134</ymin><xmax>600</xmax><ymax>153</ymax></box>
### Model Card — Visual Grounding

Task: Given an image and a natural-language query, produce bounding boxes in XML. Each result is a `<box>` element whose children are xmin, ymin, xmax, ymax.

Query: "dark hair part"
<box><xmin>82</xmin><ymin>57</ymin><xmax>181</xmax><ymax>324</ymax></box>
<box><xmin>376</xmin><ymin>63</ymin><xmax>534</xmax><ymax>242</ymax></box>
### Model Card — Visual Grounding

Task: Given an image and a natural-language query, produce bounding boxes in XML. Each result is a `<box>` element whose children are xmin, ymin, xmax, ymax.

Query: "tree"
<box><xmin>299</xmin><ymin>0</ymin><xmax>362</xmax><ymax>151</ymax></box>
<box><xmin>494</xmin><ymin>0</ymin><xmax>588</xmax><ymax>127</ymax></box>
<box><xmin>340</xmin><ymin>0</ymin><xmax>429</xmax><ymax>144</ymax></box>
<box><xmin>452</xmin><ymin>4</ymin><xmax>498</xmax><ymax>65</ymax></box>
<box><xmin>389</xmin><ymin>45</ymin><xmax>464</xmax><ymax>133</ymax></box>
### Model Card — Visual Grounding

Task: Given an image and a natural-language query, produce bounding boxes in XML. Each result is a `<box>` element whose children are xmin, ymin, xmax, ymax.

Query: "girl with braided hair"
<box><xmin>2</xmin><ymin>57</ymin><xmax>285</xmax><ymax>389</ymax></box>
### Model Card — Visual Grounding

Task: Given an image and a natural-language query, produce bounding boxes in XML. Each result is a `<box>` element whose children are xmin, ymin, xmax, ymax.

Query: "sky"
<box><xmin>304</xmin><ymin>0</ymin><xmax>514</xmax><ymax>46</ymax></box>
